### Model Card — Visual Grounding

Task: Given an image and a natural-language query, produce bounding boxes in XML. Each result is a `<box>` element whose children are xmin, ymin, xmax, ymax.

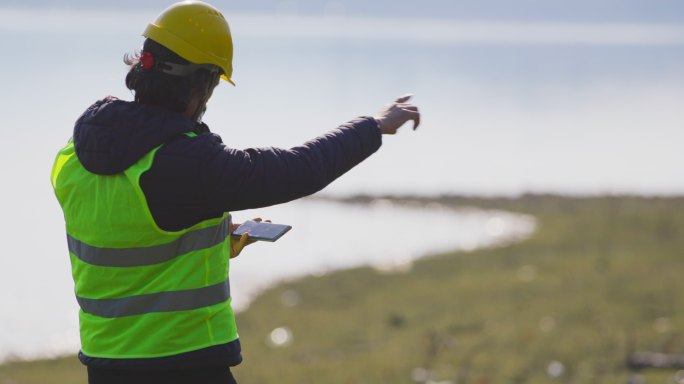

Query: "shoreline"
<box><xmin>227</xmin><ymin>197</ymin><xmax>537</xmax><ymax>312</ymax></box>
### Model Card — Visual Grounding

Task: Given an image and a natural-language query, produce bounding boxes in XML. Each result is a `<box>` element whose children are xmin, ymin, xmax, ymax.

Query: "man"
<box><xmin>51</xmin><ymin>1</ymin><xmax>420</xmax><ymax>383</ymax></box>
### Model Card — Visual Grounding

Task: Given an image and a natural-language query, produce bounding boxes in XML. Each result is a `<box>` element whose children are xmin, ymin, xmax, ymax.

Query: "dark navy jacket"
<box><xmin>72</xmin><ymin>97</ymin><xmax>382</xmax><ymax>370</ymax></box>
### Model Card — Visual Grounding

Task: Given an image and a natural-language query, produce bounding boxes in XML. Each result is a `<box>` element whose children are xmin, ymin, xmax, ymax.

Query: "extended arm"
<box><xmin>203</xmin><ymin>116</ymin><xmax>381</xmax><ymax>212</ymax></box>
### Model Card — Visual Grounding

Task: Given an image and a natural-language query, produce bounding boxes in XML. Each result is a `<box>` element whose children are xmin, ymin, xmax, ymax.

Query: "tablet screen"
<box><xmin>232</xmin><ymin>220</ymin><xmax>292</xmax><ymax>242</ymax></box>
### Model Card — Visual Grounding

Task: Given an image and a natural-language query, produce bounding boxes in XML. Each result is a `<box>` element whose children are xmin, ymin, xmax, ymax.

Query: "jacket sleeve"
<box><xmin>201</xmin><ymin>116</ymin><xmax>382</xmax><ymax>212</ymax></box>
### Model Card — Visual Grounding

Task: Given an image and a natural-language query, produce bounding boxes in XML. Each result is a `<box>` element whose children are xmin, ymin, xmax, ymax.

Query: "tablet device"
<box><xmin>231</xmin><ymin>220</ymin><xmax>292</xmax><ymax>242</ymax></box>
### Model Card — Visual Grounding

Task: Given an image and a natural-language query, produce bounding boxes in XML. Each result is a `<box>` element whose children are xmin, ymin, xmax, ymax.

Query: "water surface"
<box><xmin>0</xmin><ymin>199</ymin><xmax>534</xmax><ymax>361</ymax></box>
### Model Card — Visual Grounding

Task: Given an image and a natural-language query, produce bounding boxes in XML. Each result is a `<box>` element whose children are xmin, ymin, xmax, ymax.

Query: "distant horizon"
<box><xmin>1</xmin><ymin>0</ymin><xmax>683</xmax><ymax>23</ymax></box>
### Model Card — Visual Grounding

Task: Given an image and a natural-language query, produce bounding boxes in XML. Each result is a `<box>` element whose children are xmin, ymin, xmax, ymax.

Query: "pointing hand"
<box><xmin>374</xmin><ymin>94</ymin><xmax>421</xmax><ymax>135</ymax></box>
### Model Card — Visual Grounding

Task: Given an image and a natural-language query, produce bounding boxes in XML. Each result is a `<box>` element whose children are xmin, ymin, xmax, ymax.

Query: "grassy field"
<box><xmin>2</xmin><ymin>195</ymin><xmax>683</xmax><ymax>383</ymax></box>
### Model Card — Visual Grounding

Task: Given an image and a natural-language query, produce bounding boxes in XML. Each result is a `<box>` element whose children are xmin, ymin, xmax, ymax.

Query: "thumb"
<box><xmin>232</xmin><ymin>233</ymin><xmax>250</xmax><ymax>258</ymax></box>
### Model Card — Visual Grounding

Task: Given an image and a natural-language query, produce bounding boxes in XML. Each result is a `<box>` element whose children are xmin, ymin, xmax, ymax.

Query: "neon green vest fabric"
<box><xmin>50</xmin><ymin>140</ymin><xmax>238</xmax><ymax>359</ymax></box>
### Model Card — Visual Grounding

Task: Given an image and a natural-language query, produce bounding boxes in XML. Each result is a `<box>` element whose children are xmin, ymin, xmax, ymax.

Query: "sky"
<box><xmin>1</xmin><ymin>0</ymin><xmax>684</xmax><ymax>22</ymax></box>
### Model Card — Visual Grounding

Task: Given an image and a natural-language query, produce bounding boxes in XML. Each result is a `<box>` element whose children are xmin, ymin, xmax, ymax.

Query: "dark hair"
<box><xmin>124</xmin><ymin>39</ymin><xmax>220</xmax><ymax>114</ymax></box>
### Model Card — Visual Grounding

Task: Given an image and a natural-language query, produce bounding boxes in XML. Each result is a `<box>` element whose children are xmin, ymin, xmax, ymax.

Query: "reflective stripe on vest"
<box><xmin>67</xmin><ymin>215</ymin><xmax>232</xmax><ymax>267</ymax></box>
<box><xmin>76</xmin><ymin>279</ymin><xmax>230</xmax><ymax>318</ymax></box>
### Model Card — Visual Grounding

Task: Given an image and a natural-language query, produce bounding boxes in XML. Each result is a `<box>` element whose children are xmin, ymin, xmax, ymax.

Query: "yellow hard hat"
<box><xmin>143</xmin><ymin>1</ymin><xmax>235</xmax><ymax>85</ymax></box>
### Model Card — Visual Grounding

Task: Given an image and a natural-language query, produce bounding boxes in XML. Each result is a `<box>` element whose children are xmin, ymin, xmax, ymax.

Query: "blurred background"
<box><xmin>1</xmin><ymin>0</ymin><xmax>683</xmax><ymax>383</ymax></box>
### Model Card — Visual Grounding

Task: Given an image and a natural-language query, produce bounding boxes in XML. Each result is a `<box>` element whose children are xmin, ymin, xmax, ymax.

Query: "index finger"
<box><xmin>395</xmin><ymin>94</ymin><xmax>413</xmax><ymax>103</ymax></box>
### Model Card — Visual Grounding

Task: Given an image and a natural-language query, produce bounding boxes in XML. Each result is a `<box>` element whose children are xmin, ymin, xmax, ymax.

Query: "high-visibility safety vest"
<box><xmin>50</xmin><ymin>138</ymin><xmax>238</xmax><ymax>359</ymax></box>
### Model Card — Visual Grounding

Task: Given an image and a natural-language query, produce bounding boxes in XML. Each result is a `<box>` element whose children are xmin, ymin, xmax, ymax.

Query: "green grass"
<box><xmin>3</xmin><ymin>195</ymin><xmax>684</xmax><ymax>383</ymax></box>
<box><xmin>0</xmin><ymin>356</ymin><xmax>85</xmax><ymax>384</ymax></box>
